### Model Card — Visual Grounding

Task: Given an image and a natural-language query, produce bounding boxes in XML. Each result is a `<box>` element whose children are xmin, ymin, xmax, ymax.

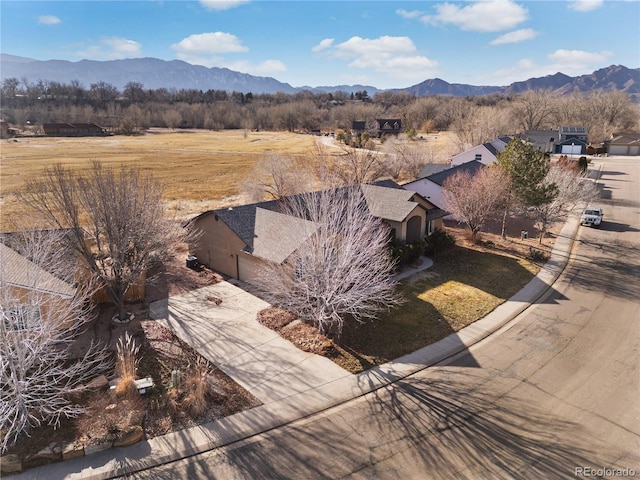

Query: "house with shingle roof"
<box><xmin>604</xmin><ymin>133</ymin><xmax>640</xmax><ymax>156</ymax></box>
<box><xmin>403</xmin><ymin>160</ymin><xmax>484</xmax><ymax>212</ymax></box>
<box><xmin>187</xmin><ymin>180</ymin><xmax>445</xmax><ymax>282</ymax></box>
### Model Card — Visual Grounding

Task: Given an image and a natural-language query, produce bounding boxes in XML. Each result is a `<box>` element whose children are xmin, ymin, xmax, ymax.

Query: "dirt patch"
<box><xmin>257</xmin><ymin>307</ymin><xmax>337</xmax><ymax>357</ymax></box>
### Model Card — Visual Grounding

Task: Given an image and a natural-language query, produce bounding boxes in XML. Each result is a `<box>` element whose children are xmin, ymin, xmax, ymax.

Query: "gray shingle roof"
<box><xmin>252</xmin><ymin>207</ymin><xmax>318</xmax><ymax>263</ymax></box>
<box><xmin>417</xmin><ymin>163</ymin><xmax>450</xmax><ymax>179</ymax></box>
<box><xmin>361</xmin><ymin>184</ymin><xmax>418</xmax><ymax>222</ymax></box>
<box><xmin>426</xmin><ymin>160</ymin><xmax>484</xmax><ymax>186</ymax></box>
<box><xmin>0</xmin><ymin>243</ymin><xmax>75</xmax><ymax>298</ymax></box>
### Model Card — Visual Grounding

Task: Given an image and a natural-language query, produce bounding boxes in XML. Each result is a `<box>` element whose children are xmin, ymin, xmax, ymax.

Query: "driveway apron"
<box><xmin>149</xmin><ymin>281</ymin><xmax>352</xmax><ymax>405</ymax></box>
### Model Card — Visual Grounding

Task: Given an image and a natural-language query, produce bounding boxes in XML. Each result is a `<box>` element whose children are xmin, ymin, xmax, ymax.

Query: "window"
<box><xmin>475</xmin><ymin>154</ymin><xmax>482</xmax><ymax>161</ymax></box>
<box><xmin>426</xmin><ymin>220</ymin><xmax>435</xmax><ymax>236</ymax></box>
<box><xmin>3</xmin><ymin>305</ymin><xmax>42</xmax><ymax>331</ymax></box>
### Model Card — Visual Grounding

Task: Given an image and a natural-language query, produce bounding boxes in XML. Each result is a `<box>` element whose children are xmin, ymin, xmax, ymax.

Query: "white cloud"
<box><xmin>332</xmin><ymin>36</ymin><xmax>419</xmax><ymax>58</ymax></box>
<box><xmin>38</xmin><ymin>15</ymin><xmax>61</xmax><ymax>25</ymax></box>
<box><xmin>171</xmin><ymin>32</ymin><xmax>249</xmax><ymax>60</ymax></box>
<box><xmin>490</xmin><ymin>28</ymin><xmax>539</xmax><ymax>45</ymax></box>
<box><xmin>547</xmin><ymin>49</ymin><xmax>613</xmax><ymax>66</ymax></box>
<box><xmin>199</xmin><ymin>0</ymin><xmax>250</xmax><ymax>11</ymax></box>
<box><xmin>396</xmin><ymin>9</ymin><xmax>424</xmax><ymax>19</ymax></box>
<box><xmin>170</xmin><ymin>31</ymin><xmax>284</xmax><ymax>73</ymax></box>
<box><xmin>76</xmin><ymin>37</ymin><xmax>142</xmax><ymax>60</ymax></box>
<box><xmin>316</xmin><ymin>35</ymin><xmax>438</xmax><ymax>82</ymax></box>
<box><xmin>568</xmin><ymin>0</ymin><xmax>604</xmax><ymax>12</ymax></box>
<box><xmin>312</xmin><ymin>39</ymin><xmax>334</xmax><ymax>52</ymax></box>
<box><xmin>422</xmin><ymin>0</ymin><xmax>529</xmax><ymax>32</ymax></box>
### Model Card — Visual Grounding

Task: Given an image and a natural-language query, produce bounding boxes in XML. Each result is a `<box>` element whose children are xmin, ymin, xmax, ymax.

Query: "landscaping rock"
<box><xmin>0</xmin><ymin>454</ymin><xmax>22</xmax><ymax>474</ymax></box>
<box><xmin>85</xmin><ymin>374</ymin><xmax>109</xmax><ymax>389</ymax></box>
<box><xmin>128</xmin><ymin>409</ymin><xmax>147</xmax><ymax>427</ymax></box>
<box><xmin>31</xmin><ymin>444</ymin><xmax>60</xmax><ymax>461</ymax></box>
<box><xmin>83</xmin><ymin>441</ymin><xmax>113</xmax><ymax>456</ymax></box>
<box><xmin>113</xmin><ymin>426</ymin><xmax>144</xmax><ymax>447</ymax></box>
<box><xmin>62</xmin><ymin>442</ymin><xmax>85</xmax><ymax>460</ymax></box>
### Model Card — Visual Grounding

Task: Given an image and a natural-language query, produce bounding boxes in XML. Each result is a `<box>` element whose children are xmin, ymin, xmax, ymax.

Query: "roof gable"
<box><xmin>252</xmin><ymin>207</ymin><xmax>318</xmax><ymax>263</ymax></box>
<box><xmin>361</xmin><ymin>184</ymin><xmax>420</xmax><ymax>222</ymax></box>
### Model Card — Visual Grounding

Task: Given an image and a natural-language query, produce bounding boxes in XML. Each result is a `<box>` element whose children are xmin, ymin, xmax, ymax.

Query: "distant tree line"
<box><xmin>1</xmin><ymin>77</ymin><xmax>638</xmax><ymax>144</ymax></box>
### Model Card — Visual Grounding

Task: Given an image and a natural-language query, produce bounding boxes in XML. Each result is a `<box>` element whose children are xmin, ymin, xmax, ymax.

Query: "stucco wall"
<box><xmin>190</xmin><ymin>213</ymin><xmax>246</xmax><ymax>279</ymax></box>
<box><xmin>451</xmin><ymin>145</ymin><xmax>496</xmax><ymax>167</ymax></box>
<box><xmin>238</xmin><ymin>252</ymin><xmax>269</xmax><ymax>283</ymax></box>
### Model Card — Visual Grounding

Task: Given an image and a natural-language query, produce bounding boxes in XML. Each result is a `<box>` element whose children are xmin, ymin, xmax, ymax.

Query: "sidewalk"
<box><xmin>148</xmin><ymin>282</ymin><xmax>351</xmax><ymax>405</ymax></box>
<box><xmin>13</xmin><ymin>212</ymin><xmax>584</xmax><ymax>480</ymax></box>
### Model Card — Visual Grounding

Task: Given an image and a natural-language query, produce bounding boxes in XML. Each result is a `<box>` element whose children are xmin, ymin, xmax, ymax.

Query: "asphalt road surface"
<box><xmin>129</xmin><ymin>158</ymin><xmax>639</xmax><ymax>480</ymax></box>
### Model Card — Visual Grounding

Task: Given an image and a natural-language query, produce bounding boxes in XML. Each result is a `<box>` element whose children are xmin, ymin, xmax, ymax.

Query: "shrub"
<box><xmin>115</xmin><ymin>332</ymin><xmax>140</xmax><ymax>398</ymax></box>
<box><xmin>527</xmin><ymin>247</ymin><xmax>548</xmax><ymax>263</ymax></box>
<box><xmin>424</xmin><ymin>228</ymin><xmax>456</xmax><ymax>256</ymax></box>
<box><xmin>182</xmin><ymin>357</ymin><xmax>210</xmax><ymax>417</ymax></box>
<box><xmin>578</xmin><ymin>156</ymin><xmax>588</xmax><ymax>173</ymax></box>
<box><xmin>390</xmin><ymin>241</ymin><xmax>424</xmax><ymax>269</ymax></box>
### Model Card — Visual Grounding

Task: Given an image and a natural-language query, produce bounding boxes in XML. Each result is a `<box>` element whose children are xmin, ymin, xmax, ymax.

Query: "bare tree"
<box><xmin>443</xmin><ymin>167</ymin><xmax>510</xmax><ymax>242</ymax></box>
<box><xmin>382</xmin><ymin>137</ymin><xmax>428</xmax><ymax>181</ymax></box>
<box><xmin>529</xmin><ymin>164</ymin><xmax>598</xmax><ymax>243</ymax></box>
<box><xmin>510</xmin><ymin>89</ymin><xmax>556</xmax><ymax>131</ymax></box>
<box><xmin>243</xmin><ymin>154</ymin><xmax>312</xmax><ymax>201</ymax></box>
<box><xmin>255</xmin><ymin>185</ymin><xmax>401</xmax><ymax>337</ymax></box>
<box><xmin>0</xmin><ymin>230</ymin><xmax>111</xmax><ymax>453</ymax></box>
<box><xmin>331</xmin><ymin>144</ymin><xmax>386</xmax><ymax>185</ymax></box>
<box><xmin>452</xmin><ymin>104</ymin><xmax>511</xmax><ymax>150</ymax></box>
<box><xmin>21</xmin><ymin>162</ymin><xmax>179</xmax><ymax>321</ymax></box>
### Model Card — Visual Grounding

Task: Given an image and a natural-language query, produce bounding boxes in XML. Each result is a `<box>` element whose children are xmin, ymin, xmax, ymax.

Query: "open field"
<box><xmin>0</xmin><ymin>129</ymin><xmax>326</xmax><ymax>229</ymax></box>
<box><xmin>0</xmin><ymin>129</ymin><xmax>456</xmax><ymax>230</ymax></box>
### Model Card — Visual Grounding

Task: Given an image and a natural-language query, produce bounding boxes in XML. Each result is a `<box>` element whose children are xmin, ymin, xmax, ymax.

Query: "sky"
<box><xmin>1</xmin><ymin>0</ymin><xmax>639</xmax><ymax>90</ymax></box>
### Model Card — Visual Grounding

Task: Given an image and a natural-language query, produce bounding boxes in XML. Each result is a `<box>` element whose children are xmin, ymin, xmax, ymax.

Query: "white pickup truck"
<box><xmin>580</xmin><ymin>206</ymin><xmax>603</xmax><ymax>227</ymax></box>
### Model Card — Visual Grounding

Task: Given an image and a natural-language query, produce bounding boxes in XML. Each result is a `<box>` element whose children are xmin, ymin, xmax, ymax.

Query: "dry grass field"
<box><xmin>0</xmin><ymin>129</ymin><xmax>457</xmax><ymax>230</ymax></box>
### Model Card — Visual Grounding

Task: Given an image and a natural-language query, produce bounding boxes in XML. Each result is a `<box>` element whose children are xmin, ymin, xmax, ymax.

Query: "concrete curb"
<box><xmin>15</xmin><ymin>165</ymin><xmax>602</xmax><ymax>480</ymax></box>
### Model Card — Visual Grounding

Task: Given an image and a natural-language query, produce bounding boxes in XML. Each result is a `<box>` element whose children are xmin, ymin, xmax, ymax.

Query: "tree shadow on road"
<box><xmin>359</xmin><ymin>368</ymin><xmax>630</xmax><ymax>479</ymax></box>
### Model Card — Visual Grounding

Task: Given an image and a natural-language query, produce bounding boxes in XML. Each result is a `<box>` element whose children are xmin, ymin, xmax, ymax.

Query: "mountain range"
<box><xmin>1</xmin><ymin>54</ymin><xmax>638</xmax><ymax>97</ymax></box>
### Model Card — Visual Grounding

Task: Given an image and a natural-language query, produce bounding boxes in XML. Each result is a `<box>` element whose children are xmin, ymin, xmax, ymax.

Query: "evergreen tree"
<box><xmin>498</xmin><ymin>138</ymin><xmax>558</xmax><ymax>209</ymax></box>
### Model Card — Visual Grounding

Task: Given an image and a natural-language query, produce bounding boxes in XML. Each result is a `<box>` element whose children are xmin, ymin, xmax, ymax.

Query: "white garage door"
<box><xmin>561</xmin><ymin>144</ymin><xmax>582</xmax><ymax>155</ymax></box>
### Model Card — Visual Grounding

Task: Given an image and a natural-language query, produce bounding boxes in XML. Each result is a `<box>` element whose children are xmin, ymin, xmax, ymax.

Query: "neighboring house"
<box><xmin>522</xmin><ymin>129</ymin><xmax>558</xmax><ymax>153</ymax></box>
<box><xmin>559</xmin><ymin>126</ymin><xmax>587</xmax><ymax>144</ymax></box>
<box><xmin>375</xmin><ymin>119</ymin><xmax>402</xmax><ymax>137</ymax></box>
<box><xmin>351</xmin><ymin>121</ymin><xmax>367</xmax><ymax>136</ymax></box>
<box><xmin>43</xmin><ymin>122</ymin><xmax>107</xmax><ymax>136</ymax></box>
<box><xmin>450</xmin><ymin>137</ymin><xmax>511</xmax><ymax>167</ymax></box>
<box><xmin>603</xmin><ymin>133</ymin><xmax>640</xmax><ymax>156</ymax></box>
<box><xmin>187</xmin><ymin>180</ymin><xmax>445</xmax><ymax>283</ymax></box>
<box><xmin>404</xmin><ymin>161</ymin><xmax>484</xmax><ymax>212</ymax></box>
<box><xmin>523</xmin><ymin>126</ymin><xmax>587</xmax><ymax>155</ymax></box>
<box><xmin>0</xmin><ymin>243</ymin><xmax>76</xmax><ymax>330</ymax></box>
<box><xmin>556</xmin><ymin>136</ymin><xmax>587</xmax><ymax>156</ymax></box>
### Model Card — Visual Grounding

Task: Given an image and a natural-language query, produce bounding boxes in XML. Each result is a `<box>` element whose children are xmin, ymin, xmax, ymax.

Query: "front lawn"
<box><xmin>333</xmin><ymin>245</ymin><xmax>540</xmax><ymax>373</ymax></box>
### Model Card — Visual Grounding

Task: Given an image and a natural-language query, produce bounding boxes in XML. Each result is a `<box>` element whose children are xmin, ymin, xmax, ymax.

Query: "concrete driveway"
<box><xmin>149</xmin><ymin>281</ymin><xmax>352</xmax><ymax>405</ymax></box>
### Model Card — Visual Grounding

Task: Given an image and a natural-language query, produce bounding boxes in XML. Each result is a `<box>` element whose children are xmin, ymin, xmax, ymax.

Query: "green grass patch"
<box><xmin>333</xmin><ymin>246</ymin><xmax>540</xmax><ymax>373</ymax></box>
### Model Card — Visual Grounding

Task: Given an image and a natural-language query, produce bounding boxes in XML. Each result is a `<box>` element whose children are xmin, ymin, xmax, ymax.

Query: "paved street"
<box><xmin>130</xmin><ymin>158</ymin><xmax>639</xmax><ymax>479</ymax></box>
